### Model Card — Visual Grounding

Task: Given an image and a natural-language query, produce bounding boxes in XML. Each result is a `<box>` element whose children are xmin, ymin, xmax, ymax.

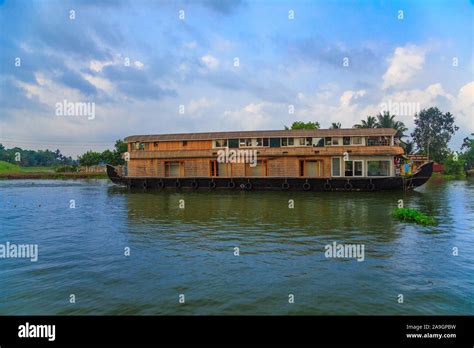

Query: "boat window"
<box><xmin>306</xmin><ymin>137</ymin><xmax>313</xmax><ymax>146</ymax></box>
<box><xmin>354</xmin><ymin>161</ymin><xmax>363</xmax><ymax>176</ymax></box>
<box><xmin>298</xmin><ymin>137</ymin><xmax>305</xmax><ymax>146</ymax></box>
<box><xmin>282</xmin><ymin>138</ymin><xmax>288</xmax><ymax>146</ymax></box>
<box><xmin>165</xmin><ymin>161</ymin><xmax>181</xmax><ymax>177</ymax></box>
<box><xmin>313</xmin><ymin>138</ymin><xmax>324</xmax><ymax>147</ymax></box>
<box><xmin>249</xmin><ymin>160</ymin><xmax>267</xmax><ymax>177</ymax></box>
<box><xmin>270</xmin><ymin>138</ymin><xmax>280</xmax><ymax>147</ymax></box>
<box><xmin>352</xmin><ymin>137</ymin><xmax>362</xmax><ymax>145</ymax></box>
<box><xmin>367</xmin><ymin>161</ymin><xmax>391</xmax><ymax>176</ymax></box>
<box><xmin>214</xmin><ymin>139</ymin><xmax>228</xmax><ymax>148</ymax></box>
<box><xmin>332</xmin><ymin>138</ymin><xmax>340</xmax><ymax>145</ymax></box>
<box><xmin>325</xmin><ymin>137</ymin><xmax>332</xmax><ymax>146</ymax></box>
<box><xmin>344</xmin><ymin>160</ymin><xmax>353</xmax><ymax>176</ymax></box>
<box><xmin>263</xmin><ymin>138</ymin><xmax>269</xmax><ymax>147</ymax></box>
<box><xmin>343</xmin><ymin>137</ymin><xmax>351</xmax><ymax>145</ymax></box>
<box><xmin>228</xmin><ymin>139</ymin><xmax>239</xmax><ymax>148</ymax></box>
<box><xmin>288</xmin><ymin>138</ymin><xmax>294</xmax><ymax>146</ymax></box>
<box><xmin>367</xmin><ymin>136</ymin><xmax>390</xmax><ymax>146</ymax></box>
<box><xmin>239</xmin><ymin>138</ymin><xmax>252</xmax><ymax>147</ymax></box>
<box><xmin>332</xmin><ymin>158</ymin><xmax>341</xmax><ymax>176</ymax></box>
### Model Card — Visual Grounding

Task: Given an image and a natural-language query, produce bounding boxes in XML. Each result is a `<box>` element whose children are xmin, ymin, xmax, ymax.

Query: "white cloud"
<box><xmin>201</xmin><ymin>55</ymin><xmax>220</xmax><ymax>70</ymax></box>
<box><xmin>89</xmin><ymin>59</ymin><xmax>114</xmax><ymax>73</ymax></box>
<box><xmin>134</xmin><ymin>60</ymin><xmax>145</xmax><ymax>69</ymax></box>
<box><xmin>340</xmin><ymin>90</ymin><xmax>366</xmax><ymax>107</ymax></box>
<box><xmin>382</xmin><ymin>45</ymin><xmax>425</xmax><ymax>90</ymax></box>
<box><xmin>186</xmin><ymin>97</ymin><xmax>216</xmax><ymax>116</ymax></box>
<box><xmin>223</xmin><ymin>102</ymin><xmax>283</xmax><ymax>130</ymax></box>
<box><xmin>452</xmin><ymin>81</ymin><xmax>474</xmax><ymax>131</ymax></box>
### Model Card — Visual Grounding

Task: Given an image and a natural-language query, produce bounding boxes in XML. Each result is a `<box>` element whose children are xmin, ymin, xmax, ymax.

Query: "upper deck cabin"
<box><xmin>123</xmin><ymin>128</ymin><xmax>404</xmax><ymax>178</ymax></box>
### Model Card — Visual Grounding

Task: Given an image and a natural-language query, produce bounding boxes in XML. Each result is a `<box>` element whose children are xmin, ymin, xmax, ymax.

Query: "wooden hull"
<box><xmin>106</xmin><ymin>162</ymin><xmax>433</xmax><ymax>192</ymax></box>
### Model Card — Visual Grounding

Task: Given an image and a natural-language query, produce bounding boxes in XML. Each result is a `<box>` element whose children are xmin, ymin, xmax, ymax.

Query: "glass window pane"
<box><xmin>344</xmin><ymin>160</ymin><xmax>353</xmax><ymax>176</ymax></box>
<box><xmin>332</xmin><ymin>158</ymin><xmax>340</xmax><ymax>176</ymax></box>
<box><xmin>288</xmin><ymin>138</ymin><xmax>294</xmax><ymax>146</ymax></box>
<box><xmin>354</xmin><ymin>161</ymin><xmax>363</xmax><ymax>176</ymax></box>
<box><xmin>367</xmin><ymin>161</ymin><xmax>390</xmax><ymax>176</ymax></box>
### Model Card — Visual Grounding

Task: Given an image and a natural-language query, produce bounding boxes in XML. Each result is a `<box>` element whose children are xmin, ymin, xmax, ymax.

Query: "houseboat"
<box><xmin>107</xmin><ymin>128</ymin><xmax>433</xmax><ymax>191</ymax></box>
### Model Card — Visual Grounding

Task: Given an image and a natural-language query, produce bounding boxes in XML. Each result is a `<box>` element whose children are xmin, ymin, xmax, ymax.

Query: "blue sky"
<box><xmin>0</xmin><ymin>0</ymin><xmax>473</xmax><ymax>157</ymax></box>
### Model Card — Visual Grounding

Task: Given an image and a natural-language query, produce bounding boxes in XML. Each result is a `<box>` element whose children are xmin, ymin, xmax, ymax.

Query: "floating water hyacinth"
<box><xmin>393</xmin><ymin>208</ymin><xmax>438</xmax><ymax>226</ymax></box>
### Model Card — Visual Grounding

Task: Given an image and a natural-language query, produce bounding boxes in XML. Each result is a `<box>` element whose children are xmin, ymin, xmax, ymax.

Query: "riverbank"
<box><xmin>0</xmin><ymin>161</ymin><xmax>107</xmax><ymax>179</ymax></box>
<box><xmin>0</xmin><ymin>172</ymin><xmax>108</xmax><ymax>179</ymax></box>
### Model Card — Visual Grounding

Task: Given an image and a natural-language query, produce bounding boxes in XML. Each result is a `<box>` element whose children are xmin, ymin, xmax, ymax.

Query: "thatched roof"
<box><xmin>124</xmin><ymin>128</ymin><xmax>397</xmax><ymax>143</ymax></box>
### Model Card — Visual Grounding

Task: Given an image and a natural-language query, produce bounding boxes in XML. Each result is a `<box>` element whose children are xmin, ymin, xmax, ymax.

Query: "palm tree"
<box><xmin>353</xmin><ymin>116</ymin><xmax>377</xmax><ymax>129</ymax></box>
<box><xmin>401</xmin><ymin>140</ymin><xmax>414</xmax><ymax>155</ymax></box>
<box><xmin>375</xmin><ymin>111</ymin><xmax>407</xmax><ymax>139</ymax></box>
<box><xmin>330</xmin><ymin>122</ymin><xmax>341</xmax><ymax>129</ymax></box>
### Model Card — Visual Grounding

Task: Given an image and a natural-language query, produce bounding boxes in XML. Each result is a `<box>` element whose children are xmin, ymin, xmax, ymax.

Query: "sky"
<box><xmin>0</xmin><ymin>0</ymin><xmax>473</xmax><ymax>158</ymax></box>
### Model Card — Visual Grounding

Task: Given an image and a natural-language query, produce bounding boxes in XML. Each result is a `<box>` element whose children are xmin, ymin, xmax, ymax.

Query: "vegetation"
<box><xmin>375</xmin><ymin>111</ymin><xmax>407</xmax><ymax>139</ymax></box>
<box><xmin>78</xmin><ymin>140</ymin><xmax>127</xmax><ymax>166</ymax></box>
<box><xmin>0</xmin><ymin>144</ymin><xmax>73</xmax><ymax>167</ymax></box>
<box><xmin>461</xmin><ymin>134</ymin><xmax>474</xmax><ymax>171</ymax></box>
<box><xmin>443</xmin><ymin>153</ymin><xmax>466</xmax><ymax>177</ymax></box>
<box><xmin>284</xmin><ymin>121</ymin><xmax>320</xmax><ymax>130</ymax></box>
<box><xmin>353</xmin><ymin>112</ymin><xmax>407</xmax><ymax>139</ymax></box>
<box><xmin>393</xmin><ymin>208</ymin><xmax>437</xmax><ymax>226</ymax></box>
<box><xmin>411</xmin><ymin>107</ymin><xmax>458</xmax><ymax>163</ymax></box>
<box><xmin>401</xmin><ymin>140</ymin><xmax>414</xmax><ymax>155</ymax></box>
<box><xmin>353</xmin><ymin>115</ymin><xmax>377</xmax><ymax>129</ymax></box>
<box><xmin>0</xmin><ymin>161</ymin><xmax>21</xmax><ymax>173</ymax></box>
<box><xmin>330</xmin><ymin>122</ymin><xmax>341</xmax><ymax>129</ymax></box>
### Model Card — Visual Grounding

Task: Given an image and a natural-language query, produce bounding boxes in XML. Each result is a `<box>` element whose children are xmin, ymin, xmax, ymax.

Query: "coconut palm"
<box><xmin>330</xmin><ymin>122</ymin><xmax>341</xmax><ymax>129</ymax></box>
<box><xmin>375</xmin><ymin>111</ymin><xmax>407</xmax><ymax>139</ymax></box>
<box><xmin>353</xmin><ymin>116</ymin><xmax>377</xmax><ymax>129</ymax></box>
<box><xmin>401</xmin><ymin>140</ymin><xmax>415</xmax><ymax>155</ymax></box>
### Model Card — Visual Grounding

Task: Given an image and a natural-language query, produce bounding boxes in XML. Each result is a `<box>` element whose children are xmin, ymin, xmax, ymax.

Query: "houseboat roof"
<box><xmin>124</xmin><ymin>128</ymin><xmax>397</xmax><ymax>143</ymax></box>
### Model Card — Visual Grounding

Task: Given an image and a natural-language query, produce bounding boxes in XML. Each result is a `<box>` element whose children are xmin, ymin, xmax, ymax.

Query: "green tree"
<box><xmin>330</xmin><ymin>122</ymin><xmax>341</xmax><ymax>129</ymax></box>
<box><xmin>78</xmin><ymin>151</ymin><xmax>102</xmax><ymax>166</ymax></box>
<box><xmin>353</xmin><ymin>116</ymin><xmax>377</xmax><ymax>129</ymax></box>
<box><xmin>461</xmin><ymin>134</ymin><xmax>474</xmax><ymax>170</ymax></box>
<box><xmin>443</xmin><ymin>153</ymin><xmax>465</xmax><ymax>177</ymax></box>
<box><xmin>284</xmin><ymin>121</ymin><xmax>320</xmax><ymax>130</ymax></box>
<box><xmin>401</xmin><ymin>140</ymin><xmax>415</xmax><ymax>155</ymax></box>
<box><xmin>411</xmin><ymin>107</ymin><xmax>458</xmax><ymax>163</ymax></box>
<box><xmin>100</xmin><ymin>149</ymin><xmax>115</xmax><ymax>164</ymax></box>
<box><xmin>375</xmin><ymin>111</ymin><xmax>407</xmax><ymax>139</ymax></box>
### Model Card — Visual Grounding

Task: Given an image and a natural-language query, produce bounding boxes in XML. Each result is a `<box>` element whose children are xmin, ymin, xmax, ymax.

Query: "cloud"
<box><xmin>340</xmin><ymin>90</ymin><xmax>366</xmax><ymax>107</ymax></box>
<box><xmin>201</xmin><ymin>55</ymin><xmax>220</xmax><ymax>70</ymax></box>
<box><xmin>185</xmin><ymin>97</ymin><xmax>217</xmax><ymax>117</ymax></box>
<box><xmin>223</xmin><ymin>102</ymin><xmax>285</xmax><ymax>130</ymax></box>
<box><xmin>452</xmin><ymin>81</ymin><xmax>474</xmax><ymax>131</ymax></box>
<box><xmin>382</xmin><ymin>45</ymin><xmax>425</xmax><ymax>90</ymax></box>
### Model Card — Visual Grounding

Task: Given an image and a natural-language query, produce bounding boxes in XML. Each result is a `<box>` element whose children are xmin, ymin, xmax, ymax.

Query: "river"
<box><xmin>0</xmin><ymin>178</ymin><xmax>473</xmax><ymax>315</ymax></box>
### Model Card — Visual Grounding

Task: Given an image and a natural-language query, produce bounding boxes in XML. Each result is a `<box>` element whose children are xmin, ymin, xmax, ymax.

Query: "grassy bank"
<box><xmin>0</xmin><ymin>161</ymin><xmax>107</xmax><ymax>179</ymax></box>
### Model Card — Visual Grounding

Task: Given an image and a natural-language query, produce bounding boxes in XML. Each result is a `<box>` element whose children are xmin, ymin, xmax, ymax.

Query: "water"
<box><xmin>0</xmin><ymin>178</ymin><xmax>473</xmax><ymax>315</ymax></box>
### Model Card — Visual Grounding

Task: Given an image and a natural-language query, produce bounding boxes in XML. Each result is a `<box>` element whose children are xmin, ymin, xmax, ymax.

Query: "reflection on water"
<box><xmin>0</xmin><ymin>178</ymin><xmax>473</xmax><ymax>315</ymax></box>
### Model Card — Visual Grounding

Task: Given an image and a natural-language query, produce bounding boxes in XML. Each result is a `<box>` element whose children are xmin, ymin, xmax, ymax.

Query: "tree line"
<box><xmin>0</xmin><ymin>140</ymin><xmax>127</xmax><ymax>168</ymax></box>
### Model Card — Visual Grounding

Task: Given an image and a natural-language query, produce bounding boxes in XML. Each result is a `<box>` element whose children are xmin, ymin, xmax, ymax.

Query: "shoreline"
<box><xmin>0</xmin><ymin>172</ymin><xmax>108</xmax><ymax>180</ymax></box>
